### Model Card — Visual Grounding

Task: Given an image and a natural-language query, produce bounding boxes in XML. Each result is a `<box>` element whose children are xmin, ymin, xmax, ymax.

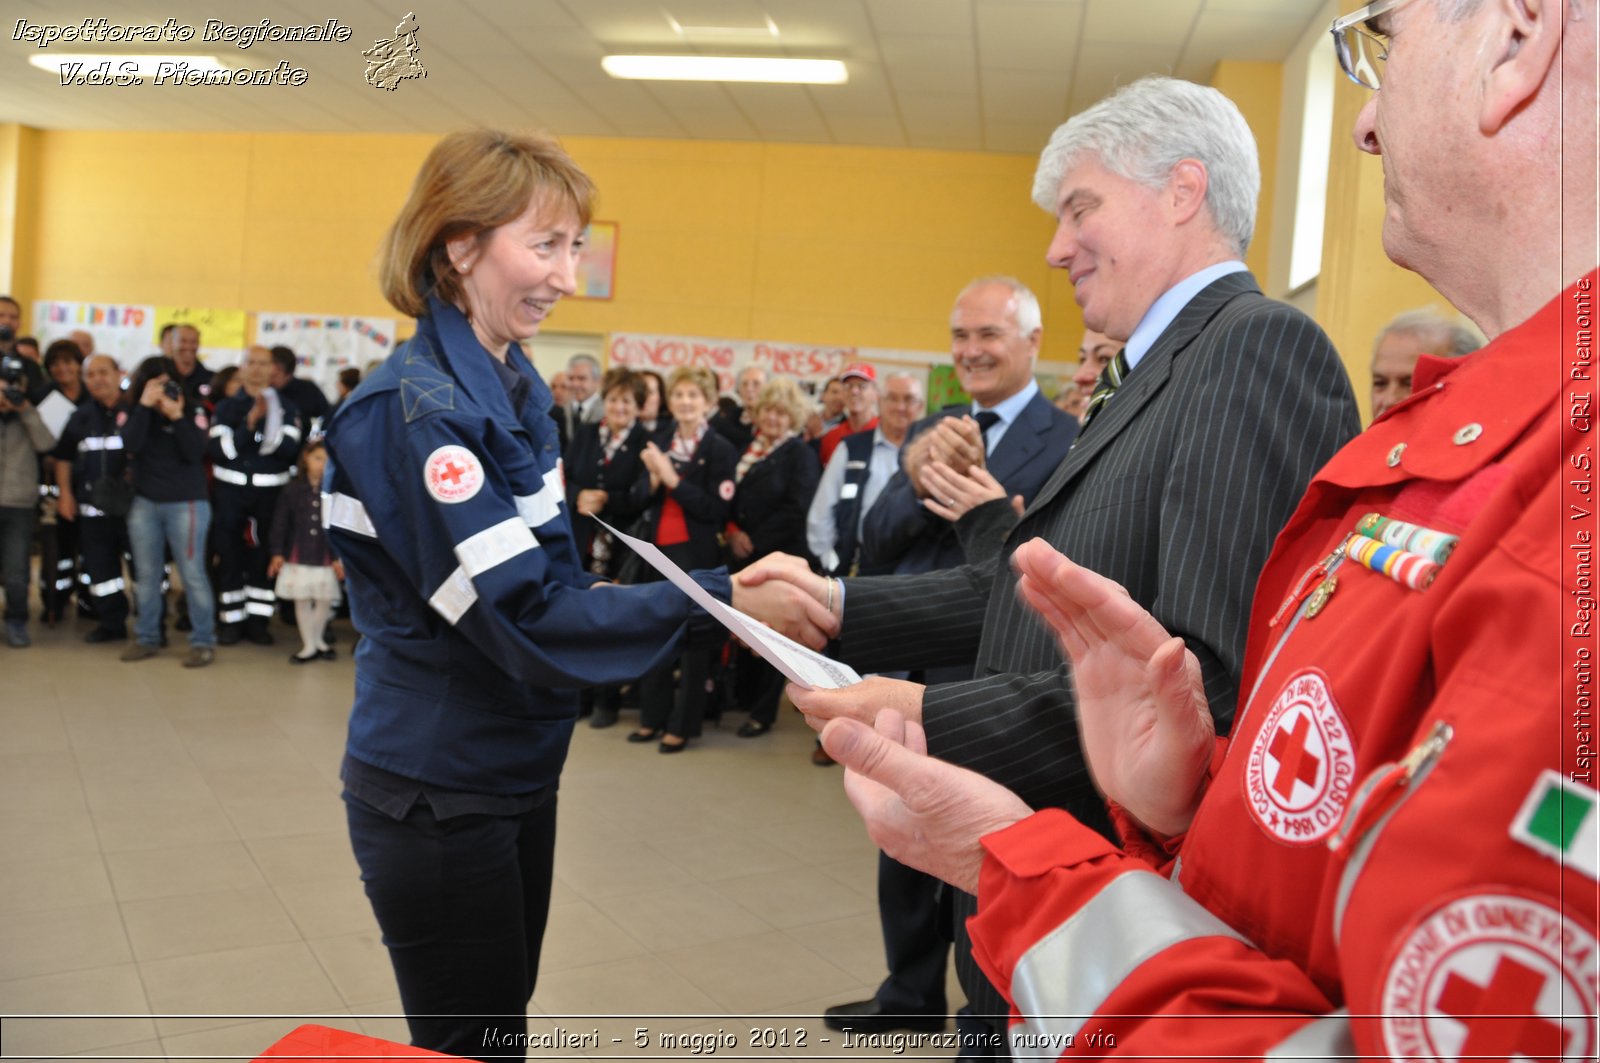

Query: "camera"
<box><xmin>0</xmin><ymin>323</ymin><xmax>14</xmax><ymax>345</ymax></box>
<box><xmin>0</xmin><ymin>354</ymin><xmax>26</xmax><ymax>405</ymax></box>
<box><xmin>162</xmin><ymin>379</ymin><xmax>183</xmax><ymax>401</ymax></box>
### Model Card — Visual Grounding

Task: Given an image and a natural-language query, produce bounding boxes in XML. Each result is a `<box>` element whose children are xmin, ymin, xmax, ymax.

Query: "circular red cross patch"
<box><xmin>1381</xmin><ymin>892</ymin><xmax>1597</xmax><ymax>1062</ymax></box>
<box><xmin>1242</xmin><ymin>668</ymin><xmax>1356</xmax><ymax>846</ymax></box>
<box><xmin>424</xmin><ymin>445</ymin><xmax>484</xmax><ymax>504</ymax></box>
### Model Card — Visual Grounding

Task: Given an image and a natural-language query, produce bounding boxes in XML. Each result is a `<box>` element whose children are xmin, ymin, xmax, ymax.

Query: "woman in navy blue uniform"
<box><xmin>322</xmin><ymin>131</ymin><xmax>737</xmax><ymax>1061</ymax></box>
<box><xmin>627</xmin><ymin>366</ymin><xmax>737</xmax><ymax>752</ymax></box>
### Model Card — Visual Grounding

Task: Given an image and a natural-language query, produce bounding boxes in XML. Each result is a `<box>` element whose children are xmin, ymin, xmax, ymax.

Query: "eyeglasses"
<box><xmin>1330</xmin><ymin>0</ymin><xmax>1417</xmax><ymax>90</ymax></box>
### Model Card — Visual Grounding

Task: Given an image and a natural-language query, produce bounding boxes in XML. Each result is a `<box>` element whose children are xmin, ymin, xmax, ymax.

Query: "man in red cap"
<box><xmin>817</xmin><ymin>362</ymin><xmax>879</xmax><ymax>466</ymax></box>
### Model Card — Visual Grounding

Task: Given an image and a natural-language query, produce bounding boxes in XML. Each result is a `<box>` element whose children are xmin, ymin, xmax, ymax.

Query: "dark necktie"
<box><xmin>1080</xmin><ymin>348</ymin><xmax>1130</xmax><ymax>429</ymax></box>
<box><xmin>972</xmin><ymin>410</ymin><xmax>1001</xmax><ymax>455</ymax></box>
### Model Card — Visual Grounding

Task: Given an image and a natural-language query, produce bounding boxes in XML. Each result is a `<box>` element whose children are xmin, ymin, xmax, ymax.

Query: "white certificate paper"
<box><xmin>598</xmin><ymin>518</ymin><xmax>861</xmax><ymax>690</ymax></box>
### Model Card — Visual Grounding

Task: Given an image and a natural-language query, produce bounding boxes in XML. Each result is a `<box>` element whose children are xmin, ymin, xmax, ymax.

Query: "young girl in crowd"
<box><xmin>267</xmin><ymin>440</ymin><xmax>342</xmax><ymax>663</ymax></box>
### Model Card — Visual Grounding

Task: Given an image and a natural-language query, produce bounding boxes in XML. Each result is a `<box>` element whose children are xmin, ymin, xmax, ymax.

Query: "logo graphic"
<box><xmin>1242</xmin><ymin>669</ymin><xmax>1356</xmax><ymax>845</ymax></box>
<box><xmin>424</xmin><ymin>445</ymin><xmax>483</xmax><ymax>504</ymax></box>
<box><xmin>364</xmin><ymin>12</ymin><xmax>425</xmax><ymax>91</ymax></box>
<box><xmin>1382</xmin><ymin>892</ymin><xmax>1597</xmax><ymax>1062</ymax></box>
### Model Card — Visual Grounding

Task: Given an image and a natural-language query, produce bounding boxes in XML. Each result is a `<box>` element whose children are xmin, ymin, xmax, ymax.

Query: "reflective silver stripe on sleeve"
<box><xmin>78</xmin><ymin>435</ymin><xmax>123</xmax><ymax>452</ymax></box>
<box><xmin>455</xmin><ymin>517</ymin><xmax>536</xmax><ymax>579</ymax></box>
<box><xmin>323</xmin><ymin>492</ymin><xmax>377</xmax><ymax>538</ymax></box>
<box><xmin>427</xmin><ymin>517</ymin><xmax>539</xmax><ymax>625</ymax></box>
<box><xmin>210</xmin><ymin>424</ymin><xmax>239</xmax><ymax>461</ymax></box>
<box><xmin>515</xmin><ymin>466</ymin><xmax>565</xmax><ymax>528</ymax></box>
<box><xmin>90</xmin><ymin>577</ymin><xmax>125</xmax><ymax>597</ymax></box>
<box><xmin>1007</xmin><ymin>871</ymin><xmax>1249</xmax><ymax>1058</ymax></box>
<box><xmin>1264</xmin><ymin>1010</ymin><xmax>1352</xmax><ymax>1061</ymax></box>
<box><xmin>428</xmin><ymin>567</ymin><xmax>476</xmax><ymax>625</ymax></box>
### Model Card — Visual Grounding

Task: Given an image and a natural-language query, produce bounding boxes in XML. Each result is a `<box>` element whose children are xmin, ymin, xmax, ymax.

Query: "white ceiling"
<box><xmin>0</xmin><ymin>0</ymin><xmax>1329</xmax><ymax>152</ymax></box>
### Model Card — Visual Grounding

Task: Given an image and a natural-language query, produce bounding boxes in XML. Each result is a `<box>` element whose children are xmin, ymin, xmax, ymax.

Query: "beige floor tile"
<box><xmin>307</xmin><ymin>930</ymin><xmax>397</xmax><ymax>1007</ymax></box>
<box><xmin>761</xmin><ymin>818</ymin><xmax>880</xmax><ymax>867</ymax></box>
<box><xmin>0</xmin><ymin>750</ymin><xmax>87</xmax><ymax>815</ymax></box>
<box><xmin>61</xmin><ymin>704</ymin><xmax>183</xmax><ymax>756</ymax></box>
<box><xmin>1</xmin><ymin>706</ymin><xmax>70</xmax><ymax>756</ymax></box>
<box><xmin>273</xmin><ymin>876</ymin><xmax>380</xmax><ymax>940</ymax></box>
<box><xmin>0</xmin><ymin>965</ymin><xmax>156</xmax><ymax>1055</ymax></box>
<box><xmin>712</xmin><ymin>867</ymin><xmax>877</xmax><ymax>931</ymax></box>
<box><xmin>658</xmin><ymin>931</ymin><xmax>860</xmax><ymax>1014</ymax></box>
<box><xmin>245</xmin><ymin>832</ymin><xmax>360</xmax><ymax>887</ymax></box>
<box><xmin>0</xmin><ymin>852</ymin><xmax>114</xmax><ymax>915</ymax></box>
<box><xmin>590</xmin><ymin>882</ymin><xmax>771</xmax><ymax>952</ymax></box>
<box><xmin>552</xmin><ymin>839</ymin><xmax>696</xmax><ymax>899</ymax></box>
<box><xmin>533</xmin><ymin>954</ymin><xmax>721</xmax><ymax>1027</ymax></box>
<box><xmin>140</xmin><ymin>941</ymin><xmax>346</xmax><ymax>1036</ymax></box>
<box><xmin>0</xmin><ymin>809</ymin><xmax>101</xmax><ymax>863</ymax></box>
<box><xmin>643</xmin><ymin>828</ymin><xmax>805</xmax><ymax>882</ymax></box>
<box><xmin>813</xmin><ymin>855</ymin><xmax>879</xmax><ymax>899</ymax></box>
<box><xmin>778</xmin><ymin>912</ymin><xmax>890</xmax><ymax>986</ymax></box>
<box><xmin>91</xmin><ymin>798</ymin><xmax>240</xmax><ymax>854</ymax></box>
<box><xmin>0</xmin><ymin>903</ymin><xmax>132</xmax><ymax>980</ymax></box>
<box><xmin>220</xmin><ymin>792</ymin><xmax>345</xmax><ymax>840</ymax></box>
<box><xmin>121</xmin><ymin>886</ymin><xmax>301</xmax><ymax>962</ymax></box>
<box><xmin>537</xmin><ymin>900</ymin><xmax>648</xmax><ymax>973</ymax></box>
<box><xmin>105</xmin><ymin>841</ymin><xmax>266</xmax><ymax>901</ymax></box>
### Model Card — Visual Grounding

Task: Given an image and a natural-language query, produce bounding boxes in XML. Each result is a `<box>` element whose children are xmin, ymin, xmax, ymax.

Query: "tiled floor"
<box><xmin>1</xmin><ymin>607</ymin><xmax>966</xmax><ymax>1061</ymax></box>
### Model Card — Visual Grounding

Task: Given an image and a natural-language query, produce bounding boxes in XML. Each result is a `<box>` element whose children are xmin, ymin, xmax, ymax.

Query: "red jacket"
<box><xmin>967</xmin><ymin>274</ymin><xmax>1598</xmax><ymax>1060</ymax></box>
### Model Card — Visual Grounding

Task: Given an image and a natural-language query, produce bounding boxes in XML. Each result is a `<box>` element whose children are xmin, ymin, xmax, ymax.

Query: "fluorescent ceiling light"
<box><xmin>29</xmin><ymin>54</ymin><xmax>229</xmax><ymax>77</ymax></box>
<box><xmin>601</xmin><ymin>55</ymin><xmax>846</xmax><ymax>84</ymax></box>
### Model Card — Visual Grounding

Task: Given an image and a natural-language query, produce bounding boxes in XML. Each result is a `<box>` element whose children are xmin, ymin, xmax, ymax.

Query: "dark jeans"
<box><xmin>0</xmin><ymin>505</ymin><xmax>37</xmax><ymax>625</ymax></box>
<box><xmin>345</xmin><ymin>791</ymin><xmax>558</xmax><ymax>1062</ymax></box>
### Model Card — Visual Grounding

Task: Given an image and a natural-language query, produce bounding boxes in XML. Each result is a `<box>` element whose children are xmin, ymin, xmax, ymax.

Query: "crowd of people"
<box><xmin>0</xmin><ymin>313</ymin><xmax>346</xmax><ymax>665</ymax></box>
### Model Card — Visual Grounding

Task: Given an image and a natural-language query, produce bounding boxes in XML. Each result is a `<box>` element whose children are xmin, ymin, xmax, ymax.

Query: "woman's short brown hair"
<box><xmin>664</xmin><ymin>366</ymin><xmax>719</xmax><ymax>406</ymax></box>
<box><xmin>752</xmin><ymin>377</ymin><xmax>808</xmax><ymax>430</ymax></box>
<box><xmin>600</xmin><ymin>367</ymin><xmax>647</xmax><ymax>406</ymax></box>
<box><xmin>378</xmin><ymin>130</ymin><xmax>597</xmax><ymax>319</ymax></box>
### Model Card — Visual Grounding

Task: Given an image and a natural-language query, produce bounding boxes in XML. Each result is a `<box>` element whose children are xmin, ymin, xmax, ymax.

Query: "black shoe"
<box><xmin>822</xmin><ymin>1000</ymin><xmax>945</xmax><ymax>1034</ymax></box>
<box><xmin>658</xmin><ymin>736</ymin><xmax>689</xmax><ymax>754</ymax></box>
<box><xmin>245</xmin><ymin>628</ymin><xmax>275</xmax><ymax>646</ymax></box>
<box><xmin>84</xmin><ymin>627</ymin><xmax>127</xmax><ymax>644</ymax></box>
<box><xmin>318</xmin><ymin>647</ymin><xmax>336</xmax><ymax>661</ymax></box>
<box><xmin>627</xmin><ymin>727</ymin><xmax>662</xmax><ymax>743</ymax></box>
<box><xmin>737</xmin><ymin>720</ymin><xmax>771</xmax><ymax>738</ymax></box>
<box><xmin>589</xmin><ymin>704</ymin><xmax>619</xmax><ymax>729</ymax></box>
<box><xmin>290</xmin><ymin>650</ymin><xmax>318</xmax><ymax>665</ymax></box>
<box><xmin>216</xmin><ymin>627</ymin><xmax>241</xmax><ymax>646</ymax></box>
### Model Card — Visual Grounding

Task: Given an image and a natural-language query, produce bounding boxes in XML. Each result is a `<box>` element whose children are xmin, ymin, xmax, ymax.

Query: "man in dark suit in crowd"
<box><xmin>269</xmin><ymin>345</ymin><xmax>332</xmax><ymax>439</ymax></box>
<box><xmin>737</xmin><ymin>76</ymin><xmax>1360</xmax><ymax>1055</ymax></box>
<box><xmin>822</xmin><ymin>275</ymin><xmax>1077</xmax><ymax>1037</ymax></box>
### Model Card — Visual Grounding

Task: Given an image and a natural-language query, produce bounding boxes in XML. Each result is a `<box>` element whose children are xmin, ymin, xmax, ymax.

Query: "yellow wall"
<box><xmin>11</xmin><ymin>63</ymin><xmax>1292</xmax><ymax>366</ymax></box>
<box><xmin>1208</xmin><ymin>61</ymin><xmax>1281</xmax><ymax>283</ymax></box>
<box><xmin>0</xmin><ymin>123</ymin><xmax>43</xmax><ymax>309</ymax></box>
<box><xmin>21</xmin><ymin>130</ymin><xmax>1094</xmax><ymax>361</ymax></box>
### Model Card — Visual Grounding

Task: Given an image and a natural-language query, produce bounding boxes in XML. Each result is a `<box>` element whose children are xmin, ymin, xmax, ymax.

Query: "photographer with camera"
<box><xmin>54</xmin><ymin>354</ymin><xmax>133</xmax><ymax>645</ymax></box>
<box><xmin>120</xmin><ymin>354</ymin><xmax>216</xmax><ymax>667</ymax></box>
<box><xmin>0</xmin><ymin>296</ymin><xmax>58</xmax><ymax>648</ymax></box>
<box><xmin>159</xmin><ymin>323</ymin><xmax>213</xmax><ymax>406</ymax></box>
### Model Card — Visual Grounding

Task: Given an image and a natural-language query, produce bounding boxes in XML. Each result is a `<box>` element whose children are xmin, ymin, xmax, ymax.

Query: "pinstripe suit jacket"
<box><xmin>836</xmin><ymin>271</ymin><xmax>1360</xmax><ymax>1019</ymax></box>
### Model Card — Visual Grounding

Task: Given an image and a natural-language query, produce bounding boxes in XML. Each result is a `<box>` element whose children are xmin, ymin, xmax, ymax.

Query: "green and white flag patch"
<box><xmin>1510</xmin><ymin>769</ymin><xmax>1598</xmax><ymax>881</ymax></box>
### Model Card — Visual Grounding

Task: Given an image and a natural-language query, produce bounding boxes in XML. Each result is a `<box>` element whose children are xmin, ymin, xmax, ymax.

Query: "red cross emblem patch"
<box><xmin>424</xmin><ymin>444</ymin><xmax>484</xmax><ymax>504</ymax></box>
<box><xmin>1381</xmin><ymin>892</ymin><xmax>1597</xmax><ymax>1062</ymax></box>
<box><xmin>1242</xmin><ymin>668</ymin><xmax>1356</xmax><ymax>845</ymax></box>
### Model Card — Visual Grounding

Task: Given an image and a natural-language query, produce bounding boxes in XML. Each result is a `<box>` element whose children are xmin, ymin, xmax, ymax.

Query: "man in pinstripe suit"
<box><xmin>740</xmin><ymin>76</ymin><xmax>1360</xmax><ymax>1053</ymax></box>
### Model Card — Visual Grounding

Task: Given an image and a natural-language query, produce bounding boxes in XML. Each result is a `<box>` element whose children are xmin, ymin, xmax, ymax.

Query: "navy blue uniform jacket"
<box><xmin>324</xmin><ymin>299</ymin><xmax>731</xmax><ymax>794</ymax></box>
